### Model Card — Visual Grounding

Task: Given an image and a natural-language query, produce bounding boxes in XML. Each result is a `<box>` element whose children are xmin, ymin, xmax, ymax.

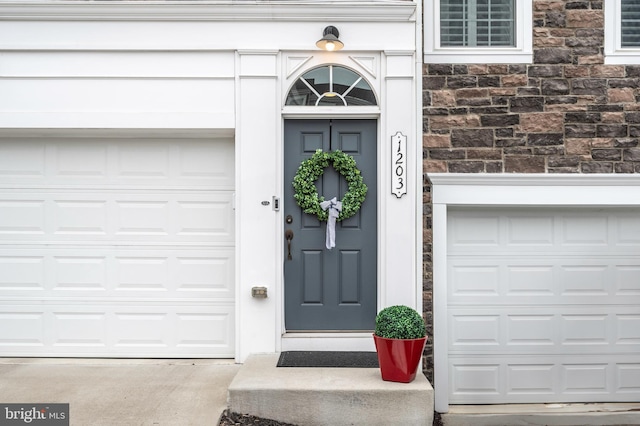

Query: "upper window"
<box><xmin>440</xmin><ymin>0</ymin><xmax>515</xmax><ymax>47</ymax></box>
<box><xmin>424</xmin><ymin>0</ymin><xmax>532</xmax><ymax>64</ymax></box>
<box><xmin>622</xmin><ymin>1</ymin><xmax>640</xmax><ymax>47</ymax></box>
<box><xmin>285</xmin><ymin>65</ymin><xmax>377</xmax><ymax>107</ymax></box>
<box><xmin>605</xmin><ymin>1</ymin><xmax>640</xmax><ymax>64</ymax></box>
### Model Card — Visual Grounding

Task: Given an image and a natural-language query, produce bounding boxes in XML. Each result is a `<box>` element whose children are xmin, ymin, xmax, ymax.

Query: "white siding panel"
<box><xmin>0</xmin><ymin>51</ymin><xmax>235</xmax><ymax>78</ymax></box>
<box><xmin>0</xmin><ymin>79</ymin><xmax>233</xmax><ymax>114</ymax></box>
<box><xmin>0</xmin><ymin>137</ymin><xmax>235</xmax><ymax>357</ymax></box>
<box><xmin>448</xmin><ymin>207</ymin><xmax>640</xmax><ymax>404</ymax></box>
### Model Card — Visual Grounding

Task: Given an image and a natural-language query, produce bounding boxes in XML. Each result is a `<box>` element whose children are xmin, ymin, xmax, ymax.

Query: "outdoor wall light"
<box><xmin>316</xmin><ymin>26</ymin><xmax>344</xmax><ymax>51</ymax></box>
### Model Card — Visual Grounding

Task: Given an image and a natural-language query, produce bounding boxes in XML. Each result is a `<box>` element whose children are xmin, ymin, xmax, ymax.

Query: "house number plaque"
<box><xmin>391</xmin><ymin>131</ymin><xmax>407</xmax><ymax>198</ymax></box>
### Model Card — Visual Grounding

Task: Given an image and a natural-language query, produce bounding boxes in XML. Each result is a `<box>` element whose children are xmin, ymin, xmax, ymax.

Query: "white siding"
<box><xmin>0</xmin><ymin>50</ymin><xmax>236</xmax><ymax>130</ymax></box>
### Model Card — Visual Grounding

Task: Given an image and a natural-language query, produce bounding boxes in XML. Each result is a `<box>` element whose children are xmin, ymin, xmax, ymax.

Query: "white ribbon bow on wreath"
<box><xmin>320</xmin><ymin>197</ymin><xmax>342</xmax><ymax>249</ymax></box>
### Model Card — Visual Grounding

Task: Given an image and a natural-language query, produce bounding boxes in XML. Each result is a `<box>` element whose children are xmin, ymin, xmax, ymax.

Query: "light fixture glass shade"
<box><xmin>316</xmin><ymin>26</ymin><xmax>344</xmax><ymax>51</ymax></box>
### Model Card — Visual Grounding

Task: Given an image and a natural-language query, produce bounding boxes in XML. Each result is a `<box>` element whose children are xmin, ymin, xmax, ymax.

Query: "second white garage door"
<box><xmin>0</xmin><ymin>136</ymin><xmax>235</xmax><ymax>357</ymax></box>
<box><xmin>447</xmin><ymin>207</ymin><xmax>640</xmax><ymax>404</ymax></box>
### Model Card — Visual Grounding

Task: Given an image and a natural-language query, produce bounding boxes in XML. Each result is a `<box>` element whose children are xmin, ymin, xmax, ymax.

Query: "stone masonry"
<box><xmin>421</xmin><ymin>0</ymin><xmax>640</xmax><ymax>384</ymax></box>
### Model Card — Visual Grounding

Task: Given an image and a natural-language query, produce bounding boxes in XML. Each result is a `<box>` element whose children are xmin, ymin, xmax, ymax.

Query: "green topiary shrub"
<box><xmin>374</xmin><ymin>305</ymin><xmax>426</xmax><ymax>339</ymax></box>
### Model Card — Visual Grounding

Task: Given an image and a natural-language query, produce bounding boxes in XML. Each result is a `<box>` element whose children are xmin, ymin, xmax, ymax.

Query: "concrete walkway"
<box><xmin>0</xmin><ymin>358</ymin><xmax>240</xmax><ymax>426</ymax></box>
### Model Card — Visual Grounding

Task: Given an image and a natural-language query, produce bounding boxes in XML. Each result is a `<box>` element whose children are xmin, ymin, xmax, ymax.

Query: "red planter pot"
<box><xmin>373</xmin><ymin>334</ymin><xmax>428</xmax><ymax>383</ymax></box>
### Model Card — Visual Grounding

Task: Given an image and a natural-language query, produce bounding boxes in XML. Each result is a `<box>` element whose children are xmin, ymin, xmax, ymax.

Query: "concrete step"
<box><xmin>227</xmin><ymin>353</ymin><xmax>434</xmax><ymax>426</ymax></box>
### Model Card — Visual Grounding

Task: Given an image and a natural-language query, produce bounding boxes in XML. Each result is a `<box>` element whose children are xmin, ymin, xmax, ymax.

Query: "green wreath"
<box><xmin>293</xmin><ymin>149</ymin><xmax>368</xmax><ymax>221</ymax></box>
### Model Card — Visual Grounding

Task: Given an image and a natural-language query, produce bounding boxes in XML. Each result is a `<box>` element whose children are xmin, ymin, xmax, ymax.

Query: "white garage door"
<box><xmin>0</xmin><ymin>137</ymin><xmax>235</xmax><ymax>357</ymax></box>
<box><xmin>448</xmin><ymin>207</ymin><xmax>640</xmax><ymax>404</ymax></box>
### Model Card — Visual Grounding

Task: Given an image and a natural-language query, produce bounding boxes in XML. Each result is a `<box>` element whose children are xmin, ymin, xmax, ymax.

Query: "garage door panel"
<box><xmin>449</xmin><ymin>207</ymin><xmax>640</xmax><ymax>253</ymax></box>
<box><xmin>0</xmin><ymin>311</ymin><xmax>45</xmax><ymax>348</ymax></box>
<box><xmin>54</xmin><ymin>200</ymin><xmax>108</xmax><ymax>236</ymax></box>
<box><xmin>52</xmin><ymin>311</ymin><xmax>108</xmax><ymax>348</ymax></box>
<box><xmin>0</xmin><ymin>199</ymin><xmax>45</xmax><ymax>235</ymax></box>
<box><xmin>0</xmin><ymin>256</ymin><xmax>44</xmax><ymax>291</ymax></box>
<box><xmin>617</xmin><ymin>214</ymin><xmax>640</xmax><ymax>245</ymax></box>
<box><xmin>0</xmin><ymin>304</ymin><xmax>234</xmax><ymax>357</ymax></box>
<box><xmin>507</xmin><ymin>215</ymin><xmax>555</xmax><ymax>246</ymax></box>
<box><xmin>617</xmin><ymin>364</ymin><xmax>640</xmax><ymax>394</ymax></box>
<box><xmin>54</xmin><ymin>255</ymin><xmax>106</xmax><ymax>291</ymax></box>
<box><xmin>0</xmin><ymin>141</ymin><xmax>46</xmax><ymax>178</ymax></box>
<box><xmin>0</xmin><ymin>248</ymin><xmax>234</xmax><ymax>300</ymax></box>
<box><xmin>176</xmin><ymin>139</ymin><xmax>235</xmax><ymax>187</ymax></box>
<box><xmin>0</xmin><ymin>138</ymin><xmax>234</xmax><ymax>189</ymax></box>
<box><xmin>560</xmin><ymin>213</ymin><xmax>609</xmax><ymax>246</ymax></box>
<box><xmin>617</xmin><ymin>265</ymin><xmax>640</xmax><ymax>295</ymax></box>
<box><xmin>449</xmin><ymin>307</ymin><xmax>640</xmax><ymax>354</ymax></box>
<box><xmin>0</xmin><ymin>191</ymin><xmax>234</xmax><ymax>243</ymax></box>
<box><xmin>0</xmin><ymin>137</ymin><xmax>235</xmax><ymax>358</ymax></box>
<box><xmin>448</xmin><ymin>207</ymin><xmax>640</xmax><ymax>403</ymax></box>
<box><xmin>175</xmin><ymin>311</ymin><xmax>234</xmax><ymax>350</ymax></box>
<box><xmin>449</xmin><ymin>257</ymin><xmax>640</xmax><ymax>305</ymax></box>
<box><xmin>449</xmin><ymin>355</ymin><xmax>640</xmax><ymax>404</ymax></box>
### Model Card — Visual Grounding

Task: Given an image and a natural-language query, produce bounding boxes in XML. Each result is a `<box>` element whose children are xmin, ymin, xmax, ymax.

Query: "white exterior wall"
<box><xmin>0</xmin><ymin>1</ymin><xmax>421</xmax><ymax>362</ymax></box>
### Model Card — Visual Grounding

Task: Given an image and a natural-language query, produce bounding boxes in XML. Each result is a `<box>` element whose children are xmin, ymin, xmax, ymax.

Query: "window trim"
<box><xmin>423</xmin><ymin>0</ymin><xmax>532</xmax><ymax>64</ymax></box>
<box><xmin>604</xmin><ymin>1</ymin><xmax>640</xmax><ymax>65</ymax></box>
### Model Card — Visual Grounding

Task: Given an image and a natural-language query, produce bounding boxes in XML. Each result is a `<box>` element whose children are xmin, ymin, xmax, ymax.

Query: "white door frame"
<box><xmin>430</xmin><ymin>173</ymin><xmax>640</xmax><ymax>413</ymax></box>
<box><xmin>234</xmin><ymin>48</ymin><xmax>421</xmax><ymax>362</ymax></box>
<box><xmin>275</xmin><ymin>51</ymin><xmax>423</xmax><ymax>353</ymax></box>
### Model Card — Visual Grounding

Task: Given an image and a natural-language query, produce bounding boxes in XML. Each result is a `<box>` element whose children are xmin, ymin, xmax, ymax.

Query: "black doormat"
<box><xmin>277</xmin><ymin>351</ymin><xmax>379</xmax><ymax>368</ymax></box>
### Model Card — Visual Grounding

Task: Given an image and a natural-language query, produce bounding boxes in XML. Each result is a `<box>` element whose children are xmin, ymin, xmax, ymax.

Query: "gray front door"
<box><xmin>284</xmin><ymin>119</ymin><xmax>377</xmax><ymax>331</ymax></box>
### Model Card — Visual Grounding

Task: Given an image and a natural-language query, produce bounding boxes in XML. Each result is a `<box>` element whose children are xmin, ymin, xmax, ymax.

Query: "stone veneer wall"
<box><xmin>421</xmin><ymin>0</ymin><xmax>640</xmax><ymax>384</ymax></box>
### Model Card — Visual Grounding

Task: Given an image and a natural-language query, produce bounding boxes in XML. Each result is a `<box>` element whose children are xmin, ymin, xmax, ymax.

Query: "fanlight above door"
<box><xmin>286</xmin><ymin>65</ymin><xmax>377</xmax><ymax>106</ymax></box>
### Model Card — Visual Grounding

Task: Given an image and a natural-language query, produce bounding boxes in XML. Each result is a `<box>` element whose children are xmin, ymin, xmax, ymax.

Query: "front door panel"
<box><xmin>284</xmin><ymin>119</ymin><xmax>377</xmax><ymax>331</ymax></box>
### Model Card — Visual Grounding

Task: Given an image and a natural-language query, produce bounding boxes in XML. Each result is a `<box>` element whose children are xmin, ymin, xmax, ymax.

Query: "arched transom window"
<box><xmin>286</xmin><ymin>65</ymin><xmax>377</xmax><ymax>106</ymax></box>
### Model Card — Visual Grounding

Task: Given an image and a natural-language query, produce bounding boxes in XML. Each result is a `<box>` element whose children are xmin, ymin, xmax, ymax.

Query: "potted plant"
<box><xmin>373</xmin><ymin>305</ymin><xmax>427</xmax><ymax>383</ymax></box>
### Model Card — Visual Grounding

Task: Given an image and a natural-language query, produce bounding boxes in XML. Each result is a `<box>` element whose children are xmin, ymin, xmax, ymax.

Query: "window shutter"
<box><xmin>622</xmin><ymin>0</ymin><xmax>640</xmax><ymax>47</ymax></box>
<box><xmin>440</xmin><ymin>0</ymin><xmax>515</xmax><ymax>47</ymax></box>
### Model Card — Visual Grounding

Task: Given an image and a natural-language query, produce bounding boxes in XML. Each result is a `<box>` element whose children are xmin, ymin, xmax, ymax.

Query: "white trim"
<box><xmin>432</xmin><ymin>203</ymin><xmax>448</xmax><ymax>413</ymax></box>
<box><xmin>282</xmin><ymin>106</ymin><xmax>380</xmax><ymax>119</ymax></box>
<box><xmin>604</xmin><ymin>0</ymin><xmax>640</xmax><ymax>65</ymax></box>
<box><xmin>281</xmin><ymin>333</ymin><xmax>375</xmax><ymax>352</ymax></box>
<box><xmin>414</xmin><ymin>0</ymin><xmax>424</xmax><ymax>320</ymax></box>
<box><xmin>430</xmin><ymin>173</ymin><xmax>640</xmax><ymax>206</ymax></box>
<box><xmin>423</xmin><ymin>0</ymin><xmax>532</xmax><ymax>64</ymax></box>
<box><xmin>423</xmin><ymin>51</ymin><xmax>532</xmax><ymax>64</ymax></box>
<box><xmin>0</xmin><ymin>1</ymin><xmax>417</xmax><ymax>22</ymax></box>
<box><xmin>0</xmin><ymin>128</ymin><xmax>234</xmax><ymax>138</ymax></box>
<box><xmin>429</xmin><ymin>173</ymin><xmax>640</xmax><ymax>413</ymax></box>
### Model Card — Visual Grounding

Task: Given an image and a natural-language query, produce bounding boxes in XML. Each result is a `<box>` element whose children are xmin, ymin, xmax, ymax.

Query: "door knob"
<box><xmin>285</xmin><ymin>229</ymin><xmax>294</xmax><ymax>260</ymax></box>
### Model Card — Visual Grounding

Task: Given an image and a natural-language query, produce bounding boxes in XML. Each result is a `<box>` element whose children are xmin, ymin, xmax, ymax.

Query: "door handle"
<box><xmin>285</xmin><ymin>229</ymin><xmax>294</xmax><ymax>260</ymax></box>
